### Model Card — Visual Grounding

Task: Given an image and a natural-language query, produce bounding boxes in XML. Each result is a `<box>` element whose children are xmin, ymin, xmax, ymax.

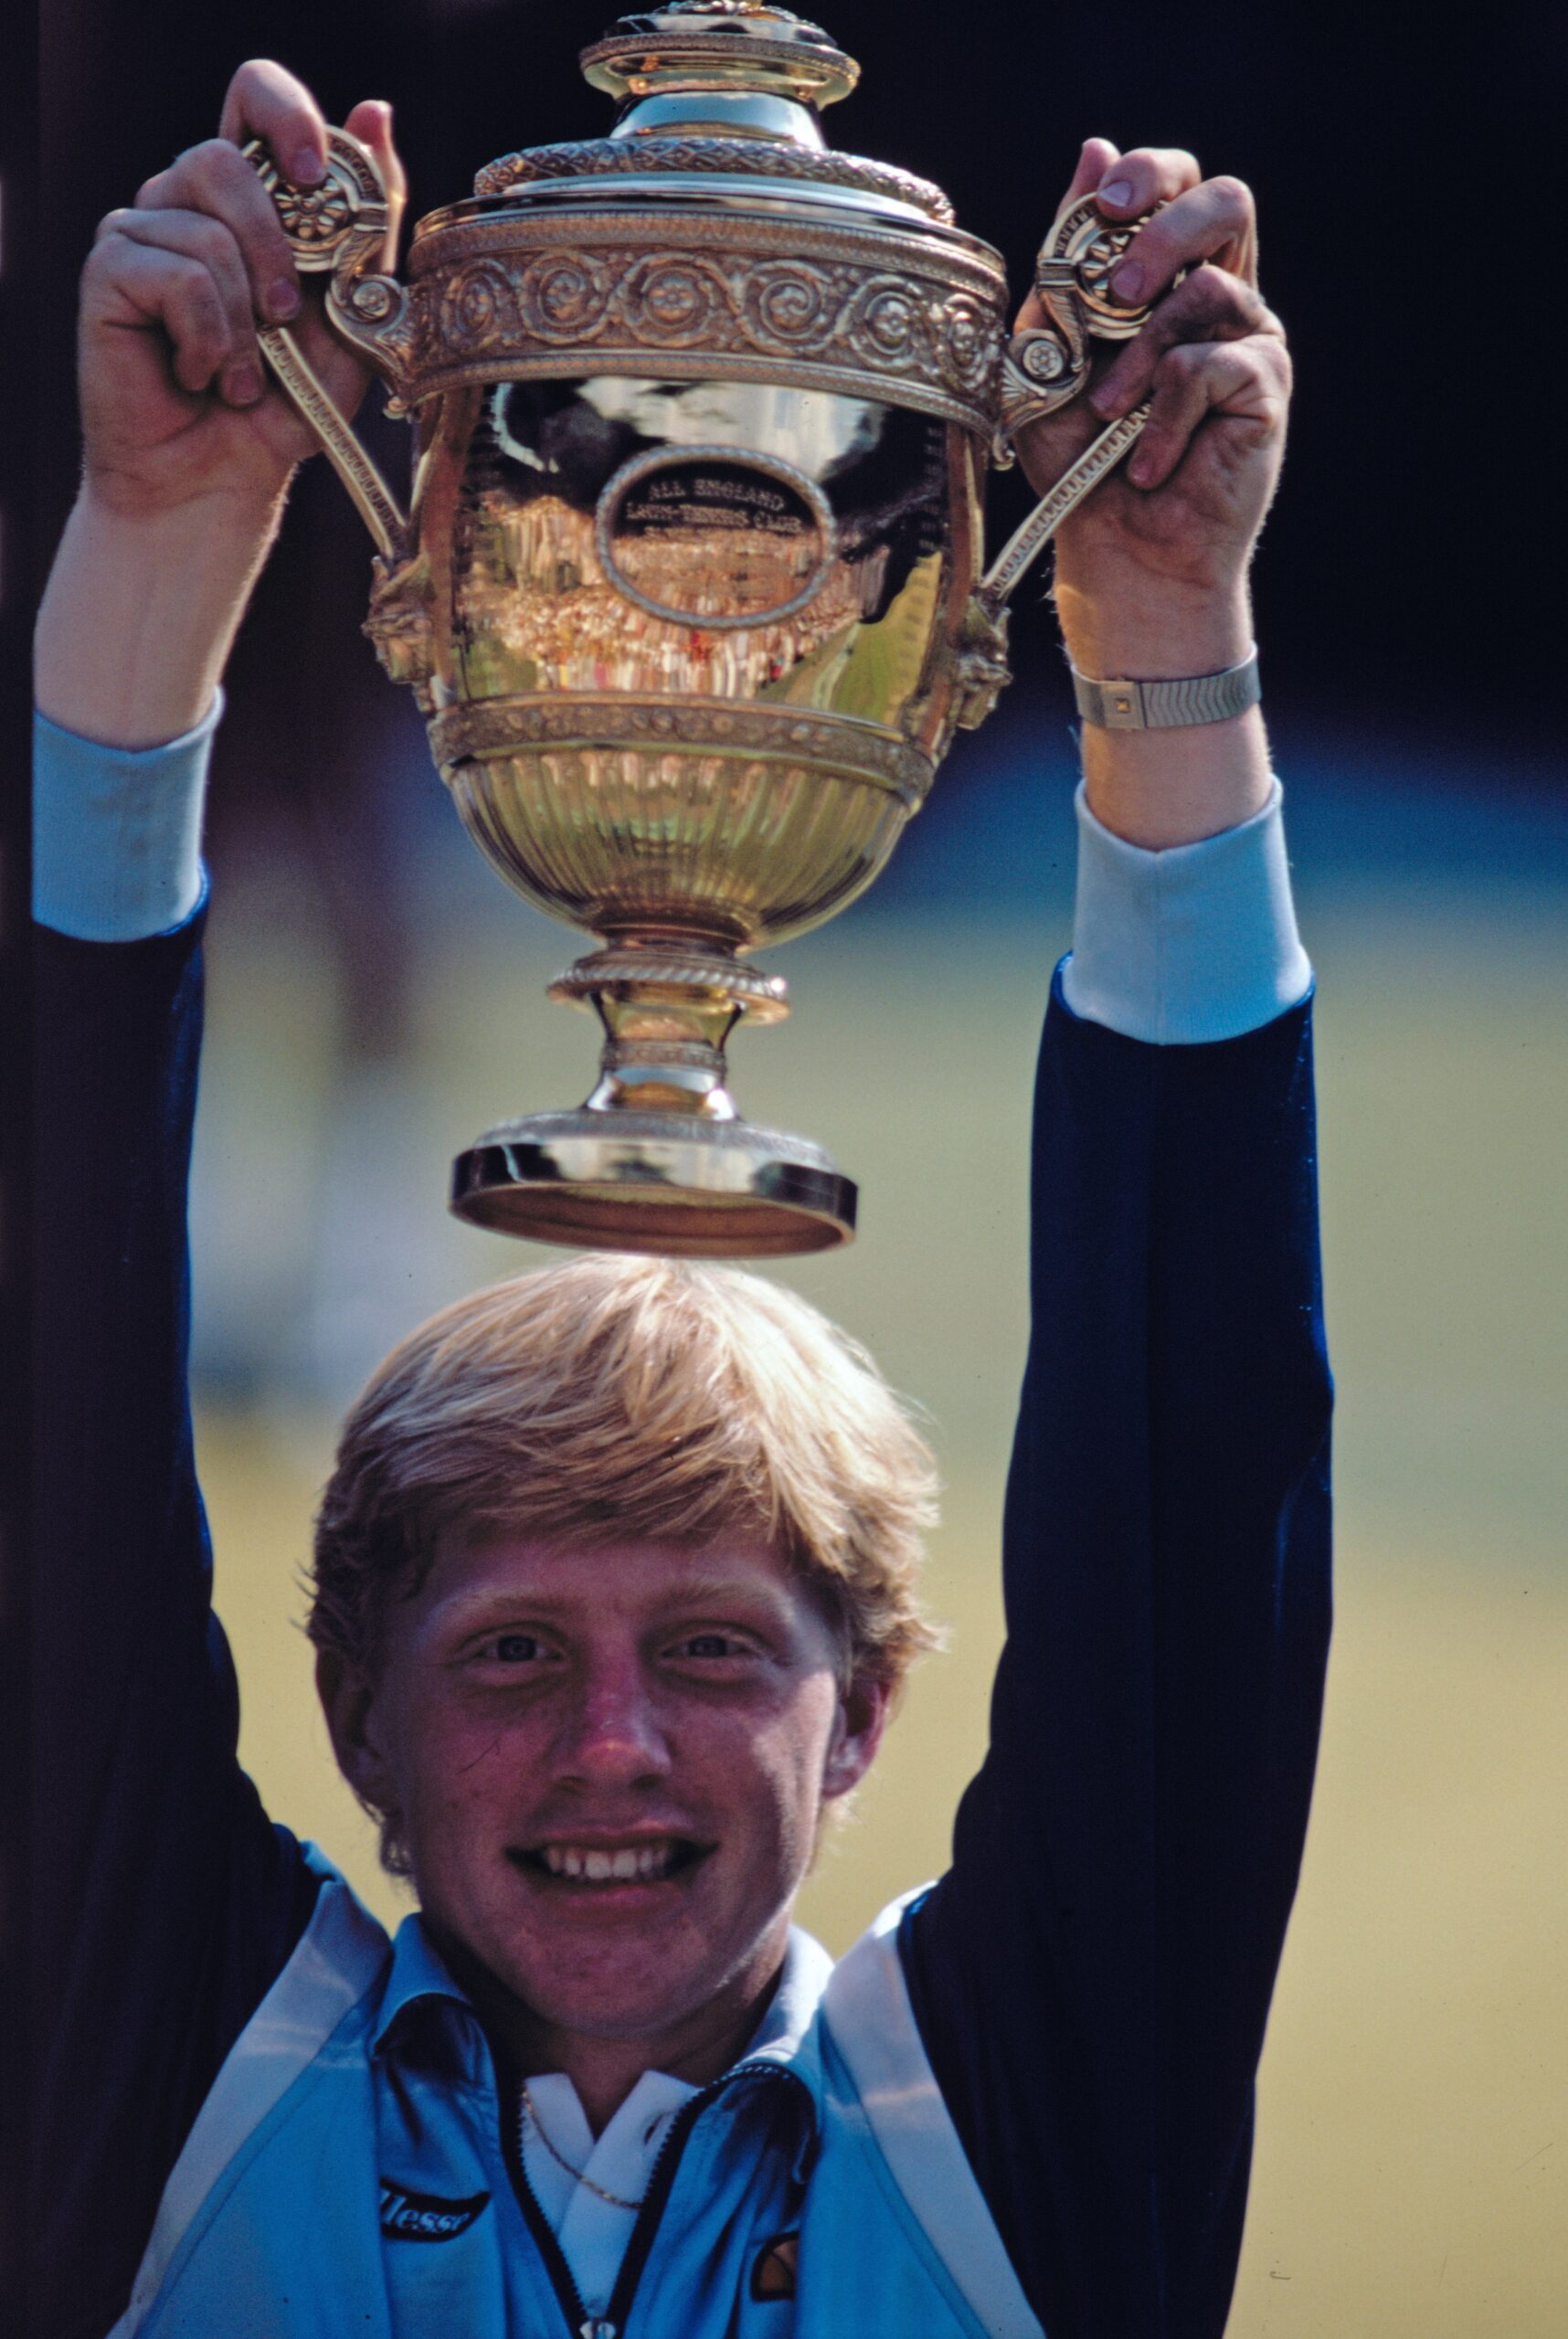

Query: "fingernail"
<box><xmin>1112</xmin><ymin>260</ymin><xmax>1145</xmax><ymax>302</ymax></box>
<box><xmin>1128</xmin><ymin>451</ymin><xmax>1155</xmax><ymax>486</ymax></box>
<box><xmin>266</xmin><ymin>278</ymin><xmax>302</xmax><ymax>322</ymax></box>
<box><xmin>1099</xmin><ymin>178</ymin><xmax>1135</xmax><ymax>208</ymax></box>
<box><xmin>1090</xmin><ymin>377</ymin><xmax>1125</xmax><ymax>417</ymax></box>
<box><xmin>291</xmin><ymin>145</ymin><xmax>325</xmax><ymax>185</ymax></box>
<box><xmin>227</xmin><ymin>365</ymin><xmax>264</xmax><ymax>407</ymax></box>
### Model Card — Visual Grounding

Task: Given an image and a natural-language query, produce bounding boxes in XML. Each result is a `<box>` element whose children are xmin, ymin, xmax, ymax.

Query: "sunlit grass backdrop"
<box><xmin>192</xmin><ymin>696</ymin><xmax>1567</xmax><ymax>2336</ymax></box>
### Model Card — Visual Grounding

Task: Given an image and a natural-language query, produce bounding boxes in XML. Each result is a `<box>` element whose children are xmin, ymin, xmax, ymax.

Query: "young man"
<box><xmin>30</xmin><ymin>59</ymin><xmax>1330</xmax><ymax>2339</ymax></box>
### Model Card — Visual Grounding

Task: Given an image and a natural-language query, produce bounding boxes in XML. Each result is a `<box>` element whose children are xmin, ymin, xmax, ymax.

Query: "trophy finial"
<box><xmin>581</xmin><ymin>4</ymin><xmax>859</xmax><ymax>116</ymax></box>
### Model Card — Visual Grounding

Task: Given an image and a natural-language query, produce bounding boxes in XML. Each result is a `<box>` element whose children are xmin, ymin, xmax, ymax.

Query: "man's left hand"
<box><xmin>1013</xmin><ymin>141</ymin><xmax>1289</xmax><ymax>676</ymax></box>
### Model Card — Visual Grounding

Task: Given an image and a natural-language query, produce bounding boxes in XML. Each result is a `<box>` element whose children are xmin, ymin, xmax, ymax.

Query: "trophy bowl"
<box><xmin>249</xmin><ymin>1</ymin><xmax>1148</xmax><ymax>1254</ymax></box>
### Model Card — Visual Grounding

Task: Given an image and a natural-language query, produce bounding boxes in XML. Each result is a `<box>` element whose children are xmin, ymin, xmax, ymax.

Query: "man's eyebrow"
<box><xmin>650</xmin><ymin>1574</ymin><xmax>796</xmax><ymax>1618</ymax></box>
<box><xmin>426</xmin><ymin>1569</ymin><xmax>793</xmax><ymax>1627</ymax></box>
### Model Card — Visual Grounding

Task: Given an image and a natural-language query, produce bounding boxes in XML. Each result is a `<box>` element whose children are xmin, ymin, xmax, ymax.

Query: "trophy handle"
<box><xmin>244</xmin><ymin>128</ymin><xmax>413</xmax><ymax>562</ymax></box>
<box><xmin>978</xmin><ymin>195</ymin><xmax>1177</xmax><ymax>615</ymax></box>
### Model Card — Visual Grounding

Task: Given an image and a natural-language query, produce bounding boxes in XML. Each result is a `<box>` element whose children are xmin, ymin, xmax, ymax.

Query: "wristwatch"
<box><xmin>1070</xmin><ymin>647</ymin><xmax>1261</xmax><ymax>730</ymax></box>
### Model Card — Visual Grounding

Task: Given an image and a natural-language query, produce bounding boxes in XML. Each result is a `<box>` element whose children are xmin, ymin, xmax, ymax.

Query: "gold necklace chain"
<box><xmin>518</xmin><ymin>2078</ymin><xmax>647</xmax><ymax>2213</ymax></box>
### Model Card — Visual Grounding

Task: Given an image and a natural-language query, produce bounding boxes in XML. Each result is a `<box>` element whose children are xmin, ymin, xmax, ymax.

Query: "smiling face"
<box><xmin>318</xmin><ymin>1529</ymin><xmax>888</xmax><ymax>2083</ymax></box>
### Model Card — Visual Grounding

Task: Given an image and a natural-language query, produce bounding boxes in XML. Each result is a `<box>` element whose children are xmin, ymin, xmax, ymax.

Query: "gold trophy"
<box><xmin>250</xmin><ymin>2</ymin><xmax>1161</xmax><ymax>1256</ymax></box>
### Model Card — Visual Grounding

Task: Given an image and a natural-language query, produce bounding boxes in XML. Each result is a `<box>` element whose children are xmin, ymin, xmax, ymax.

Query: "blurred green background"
<box><xmin>36</xmin><ymin>4</ymin><xmax>1564</xmax><ymax>2326</ymax></box>
<box><xmin>190</xmin><ymin>696</ymin><xmax>1568</xmax><ymax>2336</ymax></box>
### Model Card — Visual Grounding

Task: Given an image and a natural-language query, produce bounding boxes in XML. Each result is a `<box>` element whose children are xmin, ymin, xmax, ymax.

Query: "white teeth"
<box><xmin>539</xmin><ymin>1840</ymin><xmax>679</xmax><ymax>1881</ymax></box>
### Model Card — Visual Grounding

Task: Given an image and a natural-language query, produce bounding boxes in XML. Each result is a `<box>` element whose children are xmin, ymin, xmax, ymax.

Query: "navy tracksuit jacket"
<box><xmin>28</xmin><ymin>908</ymin><xmax>1331</xmax><ymax>2337</ymax></box>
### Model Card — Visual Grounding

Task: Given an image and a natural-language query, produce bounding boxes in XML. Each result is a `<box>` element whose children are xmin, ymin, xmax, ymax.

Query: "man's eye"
<box><xmin>676</xmin><ymin>1633</ymin><xmax>744</xmax><ymax>1659</ymax></box>
<box><xmin>490</xmin><ymin>1634</ymin><xmax>543</xmax><ymax>1664</ymax></box>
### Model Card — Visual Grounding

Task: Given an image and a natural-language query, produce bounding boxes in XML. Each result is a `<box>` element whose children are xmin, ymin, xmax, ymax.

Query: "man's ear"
<box><xmin>821</xmin><ymin>1673</ymin><xmax>892</xmax><ymax>1802</ymax></box>
<box><xmin>315</xmin><ymin>1646</ymin><xmax>398</xmax><ymax>1814</ymax></box>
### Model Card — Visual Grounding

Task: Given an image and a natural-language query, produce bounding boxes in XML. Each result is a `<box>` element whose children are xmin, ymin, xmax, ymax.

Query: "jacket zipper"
<box><xmin>500</xmin><ymin>2059</ymin><xmax>809</xmax><ymax>2339</ymax></box>
<box><xmin>499</xmin><ymin>2069</ymin><xmax>599</xmax><ymax>2338</ymax></box>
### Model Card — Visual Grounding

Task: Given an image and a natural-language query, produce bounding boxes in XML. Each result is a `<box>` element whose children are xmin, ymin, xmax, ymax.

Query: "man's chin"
<box><xmin>497</xmin><ymin>1929</ymin><xmax>736</xmax><ymax>2051</ymax></box>
<box><xmin>420</xmin><ymin>1847</ymin><xmax>793</xmax><ymax>2059</ymax></box>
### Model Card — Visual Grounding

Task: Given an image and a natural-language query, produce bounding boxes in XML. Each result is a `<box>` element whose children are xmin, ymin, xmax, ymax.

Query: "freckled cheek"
<box><xmin>713</xmin><ymin>1694</ymin><xmax>837</xmax><ymax>1866</ymax></box>
<box><xmin>397</xmin><ymin>1700</ymin><xmax>543</xmax><ymax>1831</ymax></box>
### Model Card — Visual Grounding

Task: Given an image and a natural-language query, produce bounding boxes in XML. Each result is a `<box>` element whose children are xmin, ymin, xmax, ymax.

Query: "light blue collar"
<box><xmin>370</xmin><ymin>1910</ymin><xmax>473</xmax><ymax>2059</ymax></box>
<box><xmin>368</xmin><ymin>1908</ymin><xmax>833</xmax><ymax>2121</ymax></box>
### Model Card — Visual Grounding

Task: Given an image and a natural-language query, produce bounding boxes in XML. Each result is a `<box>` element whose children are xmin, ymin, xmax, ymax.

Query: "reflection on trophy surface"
<box><xmin>250</xmin><ymin>1</ymin><xmax>1153</xmax><ymax>1255</ymax></box>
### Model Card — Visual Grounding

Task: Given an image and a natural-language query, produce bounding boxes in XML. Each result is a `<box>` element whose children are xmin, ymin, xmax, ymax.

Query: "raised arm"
<box><xmin>904</xmin><ymin>147</ymin><xmax>1330</xmax><ymax>2339</ymax></box>
<box><xmin>36</xmin><ymin>64</ymin><xmax>402</xmax><ymax>749</ymax></box>
<box><xmin>29</xmin><ymin>69</ymin><xmax>404</xmax><ymax>2339</ymax></box>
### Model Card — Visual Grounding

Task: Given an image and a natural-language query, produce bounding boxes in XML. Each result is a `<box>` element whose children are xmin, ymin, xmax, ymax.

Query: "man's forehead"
<box><xmin>420</xmin><ymin>1527</ymin><xmax>799</xmax><ymax>1619</ymax></box>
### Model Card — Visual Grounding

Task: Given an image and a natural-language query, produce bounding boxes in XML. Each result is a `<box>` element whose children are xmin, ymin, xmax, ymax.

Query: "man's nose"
<box><xmin>552</xmin><ymin>1657</ymin><xmax>673</xmax><ymax>1788</ymax></box>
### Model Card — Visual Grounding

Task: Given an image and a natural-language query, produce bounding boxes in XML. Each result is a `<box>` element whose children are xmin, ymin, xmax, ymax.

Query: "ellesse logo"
<box><xmin>378</xmin><ymin>2180</ymin><xmax>491</xmax><ymax>2242</ymax></box>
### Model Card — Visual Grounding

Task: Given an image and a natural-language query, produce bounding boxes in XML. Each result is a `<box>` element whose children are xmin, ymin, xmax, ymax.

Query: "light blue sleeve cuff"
<box><xmin>32</xmin><ymin>691</ymin><xmax>220</xmax><ymax>941</ymax></box>
<box><xmin>1061</xmin><ymin>777</ymin><xmax>1312</xmax><ymax>1043</ymax></box>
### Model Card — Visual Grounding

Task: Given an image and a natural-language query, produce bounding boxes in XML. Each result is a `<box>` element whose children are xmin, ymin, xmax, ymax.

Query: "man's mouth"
<box><xmin>511</xmin><ymin>1836</ymin><xmax>710</xmax><ymax>1887</ymax></box>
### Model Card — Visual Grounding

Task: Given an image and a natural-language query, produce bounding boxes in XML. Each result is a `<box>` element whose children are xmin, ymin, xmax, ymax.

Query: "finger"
<box><xmin>1126</xmin><ymin>337</ymin><xmax>1289</xmax><ymax>490</ymax></box>
<box><xmin>137</xmin><ymin>137</ymin><xmax>304</xmax><ymax>327</ymax></box>
<box><xmin>1092</xmin><ymin>263</ymin><xmax>1278</xmax><ymax>416</ymax></box>
<box><xmin>1014</xmin><ymin>138</ymin><xmax>1122</xmax><ymax>330</ymax></box>
<box><xmin>344</xmin><ymin>97</ymin><xmax>407</xmax><ymax>271</ymax></box>
<box><xmin>85</xmin><ymin>234</ymin><xmax>238</xmax><ymax>397</ymax></box>
<box><xmin>1062</xmin><ymin>135</ymin><xmax>1121</xmax><ymax>208</ymax></box>
<box><xmin>344</xmin><ymin>98</ymin><xmax>407</xmax><ymax>206</ymax></box>
<box><xmin>1107</xmin><ymin>173</ymin><xmax>1257</xmax><ymax>312</ymax></box>
<box><xmin>217</xmin><ymin>58</ymin><xmax>329</xmax><ymax>186</ymax></box>
<box><xmin>96</xmin><ymin>207</ymin><xmax>266</xmax><ymax>406</ymax></box>
<box><xmin>1093</xmin><ymin>144</ymin><xmax>1202</xmax><ymax>221</ymax></box>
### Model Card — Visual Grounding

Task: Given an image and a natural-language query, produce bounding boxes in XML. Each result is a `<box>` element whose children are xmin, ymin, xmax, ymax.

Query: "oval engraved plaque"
<box><xmin>595</xmin><ymin>444</ymin><xmax>837</xmax><ymax>631</ymax></box>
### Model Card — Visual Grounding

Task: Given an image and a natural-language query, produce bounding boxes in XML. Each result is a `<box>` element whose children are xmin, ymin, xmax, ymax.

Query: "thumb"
<box><xmin>344</xmin><ymin>98</ymin><xmax>406</xmax><ymax>267</ymax></box>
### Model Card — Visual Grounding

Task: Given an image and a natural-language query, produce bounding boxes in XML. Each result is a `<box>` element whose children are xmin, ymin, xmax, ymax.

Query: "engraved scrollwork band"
<box><xmin>472</xmin><ymin>137</ymin><xmax>954</xmax><ymax>222</ymax></box>
<box><xmin>403</xmin><ymin>211</ymin><xmax>1007</xmax><ymax>431</ymax></box>
<box><xmin>429</xmin><ymin>695</ymin><xmax>935</xmax><ymax>807</ymax></box>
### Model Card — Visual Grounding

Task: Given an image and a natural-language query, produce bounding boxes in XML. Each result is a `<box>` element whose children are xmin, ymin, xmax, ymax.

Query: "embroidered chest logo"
<box><xmin>750</xmin><ymin>2230</ymin><xmax>800</xmax><ymax>2302</ymax></box>
<box><xmin>378</xmin><ymin>2181</ymin><xmax>492</xmax><ymax>2242</ymax></box>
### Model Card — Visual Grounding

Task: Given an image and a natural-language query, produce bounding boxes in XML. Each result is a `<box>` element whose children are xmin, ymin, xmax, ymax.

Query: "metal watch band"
<box><xmin>1070</xmin><ymin>648</ymin><xmax>1262</xmax><ymax>730</ymax></box>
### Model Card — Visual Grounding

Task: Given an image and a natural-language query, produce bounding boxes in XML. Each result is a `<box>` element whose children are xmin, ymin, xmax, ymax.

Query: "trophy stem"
<box><xmin>557</xmin><ymin>940</ymin><xmax>785</xmax><ymax>1120</ymax></box>
<box><xmin>585</xmin><ymin>1035</ymin><xmax>738</xmax><ymax>1119</ymax></box>
<box><xmin>449</xmin><ymin>941</ymin><xmax>857</xmax><ymax>1257</ymax></box>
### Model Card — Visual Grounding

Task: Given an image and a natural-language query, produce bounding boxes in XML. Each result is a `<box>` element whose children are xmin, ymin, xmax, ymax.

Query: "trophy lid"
<box><xmin>394</xmin><ymin>2</ymin><xmax>1004</xmax><ymax>439</ymax></box>
<box><xmin>467</xmin><ymin>2</ymin><xmax>955</xmax><ymax>227</ymax></box>
<box><xmin>580</xmin><ymin>2</ymin><xmax>860</xmax><ymax>111</ymax></box>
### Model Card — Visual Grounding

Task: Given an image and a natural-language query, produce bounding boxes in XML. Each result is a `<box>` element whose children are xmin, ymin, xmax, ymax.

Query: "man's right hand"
<box><xmin>80</xmin><ymin>59</ymin><xmax>405</xmax><ymax>521</ymax></box>
<box><xmin>37</xmin><ymin>62</ymin><xmax>405</xmax><ymax>746</ymax></box>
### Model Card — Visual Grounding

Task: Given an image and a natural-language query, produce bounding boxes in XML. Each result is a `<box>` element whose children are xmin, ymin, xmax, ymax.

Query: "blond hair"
<box><xmin>310</xmin><ymin>1254</ymin><xmax>941</xmax><ymax>1694</ymax></box>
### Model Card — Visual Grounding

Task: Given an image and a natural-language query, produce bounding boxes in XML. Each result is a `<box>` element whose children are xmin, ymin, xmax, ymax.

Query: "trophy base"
<box><xmin>450</xmin><ymin>1108</ymin><xmax>857</xmax><ymax>1258</ymax></box>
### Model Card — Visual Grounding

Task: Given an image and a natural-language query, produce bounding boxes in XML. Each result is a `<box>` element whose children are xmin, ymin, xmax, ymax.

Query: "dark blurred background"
<box><xmin>38</xmin><ymin>0</ymin><xmax>1567</xmax><ymax>741</ymax></box>
<box><xmin>36</xmin><ymin>5</ymin><xmax>1568</xmax><ymax>2333</ymax></box>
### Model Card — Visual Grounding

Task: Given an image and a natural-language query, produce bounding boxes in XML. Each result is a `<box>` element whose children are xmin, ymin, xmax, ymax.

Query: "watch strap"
<box><xmin>1071</xmin><ymin>648</ymin><xmax>1261</xmax><ymax>730</ymax></box>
